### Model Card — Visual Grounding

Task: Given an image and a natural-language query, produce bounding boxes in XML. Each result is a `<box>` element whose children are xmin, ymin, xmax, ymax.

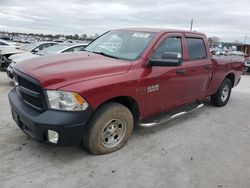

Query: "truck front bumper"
<box><xmin>8</xmin><ymin>88</ymin><xmax>93</xmax><ymax>146</ymax></box>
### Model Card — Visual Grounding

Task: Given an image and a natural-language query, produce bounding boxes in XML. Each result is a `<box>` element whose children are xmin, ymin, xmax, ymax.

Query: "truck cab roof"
<box><xmin>115</xmin><ymin>28</ymin><xmax>206</xmax><ymax>36</ymax></box>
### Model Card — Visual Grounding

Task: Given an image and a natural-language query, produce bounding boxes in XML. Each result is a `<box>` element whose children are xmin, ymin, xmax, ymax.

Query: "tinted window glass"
<box><xmin>32</xmin><ymin>43</ymin><xmax>56</xmax><ymax>53</ymax></box>
<box><xmin>64</xmin><ymin>47</ymin><xmax>74</xmax><ymax>52</ymax></box>
<box><xmin>64</xmin><ymin>45</ymin><xmax>86</xmax><ymax>52</ymax></box>
<box><xmin>152</xmin><ymin>37</ymin><xmax>182</xmax><ymax>59</ymax></box>
<box><xmin>20</xmin><ymin>43</ymin><xmax>39</xmax><ymax>51</ymax></box>
<box><xmin>186</xmin><ymin>38</ymin><xmax>206</xmax><ymax>60</ymax></box>
<box><xmin>72</xmin><ymin>46</ymin><xmax>86</xmax><ymax>52</ymax></box>
<box><xmin>37</xmin><ymin>45</ymin><xmax>67</xmax><ymax>55</ymax></box>
<box><xmin>41</xmin><ymin>43</ymin><xmax>56</xmax><ymax>50</ymax></box>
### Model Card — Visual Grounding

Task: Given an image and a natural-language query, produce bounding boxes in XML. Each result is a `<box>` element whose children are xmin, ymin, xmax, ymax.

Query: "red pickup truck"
<box><xmin>9</xmin><ymin>28</ymin><xmax>244</xmax><ymax>155</ymax></box>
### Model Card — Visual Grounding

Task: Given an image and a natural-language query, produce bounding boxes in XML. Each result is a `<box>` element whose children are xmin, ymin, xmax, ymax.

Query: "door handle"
<box><xmin>176</xmin><ymin>69</ymin><xmax>186</xmax><ymax>74</ymax></box>
<box><xmin>204</xmin><ymin>65</ymin><xmax>212</xmax><ymax>69</ymax></box>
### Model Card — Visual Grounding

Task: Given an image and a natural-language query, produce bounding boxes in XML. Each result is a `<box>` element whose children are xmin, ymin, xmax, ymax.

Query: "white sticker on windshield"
<box><xmin>132</xmin><ymin>33</ymin><xmax>150</xmax><ymax>38</ymax></box>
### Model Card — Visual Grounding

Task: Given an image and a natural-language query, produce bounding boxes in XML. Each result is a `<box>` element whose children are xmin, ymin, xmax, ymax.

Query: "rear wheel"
<box><xmin>82</xmin><ymin>102</ymin><xmax>134</xmax><ymax>155</ymax></box>
<box><xmin>243</xmin><ymin>67</ymin><xmax>248</xmax><ymax>75</ymax></box>
<box><xmin>211</xmin><ymin>78</ymin><xmax>232</xmax><ymax>107</ymax></box>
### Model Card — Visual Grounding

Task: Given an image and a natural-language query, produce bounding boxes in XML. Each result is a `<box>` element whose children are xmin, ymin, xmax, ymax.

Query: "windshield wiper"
<box><xmin>91</xmin><ymin>51</ymin><xmax>119</xmax><ymax>59</ymax></box>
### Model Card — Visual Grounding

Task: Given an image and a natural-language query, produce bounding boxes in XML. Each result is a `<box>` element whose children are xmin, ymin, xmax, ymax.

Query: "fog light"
<box><xmin>48</xmin><ymin>130</ymin><xmax>59</xmax><ymax>144</ymax></box>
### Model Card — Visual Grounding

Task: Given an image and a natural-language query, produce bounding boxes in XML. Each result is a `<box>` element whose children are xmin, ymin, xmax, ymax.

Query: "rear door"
<box><xmin>183</xmin><ymin>36</ymin><xmax>213</xmax><ymax>100</ymax></box>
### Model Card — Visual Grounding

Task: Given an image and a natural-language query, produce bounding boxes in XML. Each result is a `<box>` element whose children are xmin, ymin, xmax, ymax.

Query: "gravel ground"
<box><xmin>0</xmin><ymin>71</ymin><xmax>250</xmax><ymax>188</ymax></box>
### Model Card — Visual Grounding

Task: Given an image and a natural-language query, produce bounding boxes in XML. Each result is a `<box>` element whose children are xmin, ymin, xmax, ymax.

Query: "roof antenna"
<box><xmin>190</xmin><ymin>19</ymin><xmax>193</xmax><ymax>31</ymax></box>
<box><xmin>244</xmin><ymin>34</ymin><xmax>247</xmax><ymax>44</ymax></box>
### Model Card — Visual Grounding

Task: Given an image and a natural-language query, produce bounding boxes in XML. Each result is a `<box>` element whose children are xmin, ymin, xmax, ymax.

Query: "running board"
<box><xmin>139</xmin><ymin>101</ymin><xmax>204</xmax><ymax>128</ymax></box>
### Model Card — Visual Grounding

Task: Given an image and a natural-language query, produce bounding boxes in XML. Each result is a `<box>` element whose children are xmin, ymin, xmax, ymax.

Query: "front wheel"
<box><xmin>82</xmin><ymin>102</ymin><xmax>134</xmax><ymax>155</ymax></box>
<box><xmin>211</xmin><ymin>78</ymin><xmax>232</xmax><ymax>107</ymax></box>
<box><xmin>243</xmin><ymin>67</ymin><xmax>248</xmax><ymax>75</ymax></box>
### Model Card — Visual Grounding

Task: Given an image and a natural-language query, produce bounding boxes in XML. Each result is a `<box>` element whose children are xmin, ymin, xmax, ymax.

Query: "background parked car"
<box><xmin>0</xmin><ymin>39</ymin><xmax>20</xmax><ymax>61</ymax></box>
<box><xmin>244</xmin><ymin>58</ymin><xmax>250</xmax><ymax>74</ymax></box>
<box><xmin>0</xmin><ymin>42</ymin><xmax>58</xmax><ymax>70</ymax></box>
<box><xmin>228</xmin><ymin>51</ymin><xmax>247</xmax><ymax>57</ymax></box>
<box><xmin>6</xmin><ymin>43</ymin><xmax>89</xmax><ymax>79</ymax></box>
<box><xmin>0</xmin><ymin>39</ymin><xmax>19</xmax><ymax>49</ymax></box>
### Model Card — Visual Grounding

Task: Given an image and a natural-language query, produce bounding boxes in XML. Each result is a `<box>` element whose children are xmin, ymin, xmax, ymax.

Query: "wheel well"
<box><xmin>105</xmin><ymin>96</ymin><xmax>140</xmax><ymax>123</ymax></box>
<box><xmin>226</xmin><ymin>73</ymin><xmax>235</xmax><ymax>86</ymax></box>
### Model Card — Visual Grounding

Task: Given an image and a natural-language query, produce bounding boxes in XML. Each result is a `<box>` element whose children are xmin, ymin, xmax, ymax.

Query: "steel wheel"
<box><xmin>101</xmin><ymin>118</ymin><xmax>127</xmax><ymax>148</ymax></box>
<box><xmin>243</xmin><ymin>67</ymin><xmax>249</xmax><ymax>75</ymax></box>
<box><xmin>82</xmin><ymin>102</ymin><xmax>134</xmax><ymax>155</ymax></box>
<box><xmin>221</xmin><ymin>84</ymin><xmax>229</xmax><ymax>102</ymax></box>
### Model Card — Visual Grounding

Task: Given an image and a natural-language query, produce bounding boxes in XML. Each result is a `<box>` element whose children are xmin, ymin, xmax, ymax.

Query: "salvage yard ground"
<box><xmin>0</xmin><ymin>71</ymin><xmax>250</xmax><ymax>188</ymax></box>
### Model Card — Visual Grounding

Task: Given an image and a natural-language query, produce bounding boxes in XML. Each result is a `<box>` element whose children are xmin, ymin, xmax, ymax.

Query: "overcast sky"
<box><xmin>0</xmin><ymin>0</ymin><xmax>249</xmax><ymax>43</ymax></box>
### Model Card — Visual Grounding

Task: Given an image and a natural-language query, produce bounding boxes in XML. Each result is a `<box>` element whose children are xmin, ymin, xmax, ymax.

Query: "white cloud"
<box><xmin>0</xmin><ymin>0</ymin><xmax>249</xmax><ymax>43</ymax></box>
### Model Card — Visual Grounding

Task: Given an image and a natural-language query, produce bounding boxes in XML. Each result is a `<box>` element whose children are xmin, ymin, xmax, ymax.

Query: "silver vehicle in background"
<box><xmin>0</xmin><ymin>39</ymin><xmax>19</xmax><ymax>49</ymax></box>
<box><xmin>244</xmin><ymin>58</ymin><xmax>250</xmax><ymax>74</ymax></box>
<box><xmin>0</xmin><ymin>42</ymin><xmax>58</xmax><ymax>70</ymax></box>
<box><xmin>7</xmin><ymin>43</ymin><xmax>89</xmax><ymax>79</ymax></box>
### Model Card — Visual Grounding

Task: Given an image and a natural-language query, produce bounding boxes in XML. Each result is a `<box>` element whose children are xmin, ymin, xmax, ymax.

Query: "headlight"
<box><xmin>46</xmin><ymin>90</ymin><xmax>89</xmax><ymax>111</ymax></box>
<box><xmin>9</xmin><ymin>62</ymin><xmax>14</xmax><ymax>68</ymax></box>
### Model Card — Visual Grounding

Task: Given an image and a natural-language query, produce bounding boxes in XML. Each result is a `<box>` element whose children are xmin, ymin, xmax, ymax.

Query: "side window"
<box><xmin>36</xmin><ymin>43</ymin><xmax>55</xmax><ymax>51</ymax></box>
<box><xmin>72</xmin><ymin>46</ymin><xmax>85</xmax><ymax>52</ymax></box>
<box><xmin>38</xmin><ymin>45</ymin><xmax>44</xmax><ymax>50</ymax></box>
<box><xmin>41</xmin><ymin>43</ymin><xmax>54</xmax><ymax>50</ymax></box>
<box><xmin>33</xmin><ymin>44</ymin><xmax>49</xmax><ymax>52</ymax></box>
<box><xmin>64</xmin><ymin>48</ymin><xmax>74</xmax><ymax>53</ymax></box>
<box><xmin>186</xmin><ymin>38</ymin><xmax>207</xmax><ymax>60</ymax></box>
<box><xmin>64</xmin><ymin>46</ymin><xmax>86</xmax><ymax>53</ymax></box>
<box><xmin>152</xmin><ymin>37</ymin><xmax>182</xmax><ymax>59</ymax></box>
<box><xmin>33</xmin><ymin>45</ymin><xmax>44</xmax><ymax>52</ymax></box>
<box><xmin>32</xmin><ymin>46</ymin><xmax>40</xmax><ymax>52</ymax></box>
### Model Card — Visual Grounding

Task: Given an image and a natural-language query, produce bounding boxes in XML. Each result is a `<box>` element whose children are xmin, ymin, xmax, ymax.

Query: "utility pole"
<box><xmin>190</xmin><ymin>19</ymin><xmax>193</xmax><ymax>31</ymax></box>
<box><xmin>244</xmin><ymin>34</ymin><xmax>247</xmax><ymax>44</ymax></box>
<box><xmin>73</xmin><ymin>16</ymin><xmax>75</xmax><ymax>35</ymax></box>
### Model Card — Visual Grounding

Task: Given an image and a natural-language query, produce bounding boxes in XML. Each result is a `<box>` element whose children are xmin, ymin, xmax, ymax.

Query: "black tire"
<box><xmin>247</xmin><ymin>67</ymin><xmax>250</xmax><ymax>74</ymax></box>
<box><xmin>211</xmin><ymin>78</ymin><xmax>232</xmax><ymax>107</ymax></box>
<box><xmin>0</xmin><ymin>66</ymin><xmax>6</xmax><ymax>71</ymax></box>
<box><xmin>82</xmin><ymin>102</ymin><xmax>134</xmax><ymax>155</ymax></box>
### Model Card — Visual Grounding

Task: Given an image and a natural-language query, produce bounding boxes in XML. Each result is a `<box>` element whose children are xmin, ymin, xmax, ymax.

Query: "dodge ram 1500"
<box><xmin>9</xmin><ymin>28</ymin><xmax>244</xmax><ymax>155</ymax></box>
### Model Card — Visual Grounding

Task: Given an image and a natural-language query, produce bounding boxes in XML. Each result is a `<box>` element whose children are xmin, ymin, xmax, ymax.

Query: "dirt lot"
<box><xmin>0</xmin><ymin>71</ymin><xmax>250</xmax><ymax>188</ymax></box>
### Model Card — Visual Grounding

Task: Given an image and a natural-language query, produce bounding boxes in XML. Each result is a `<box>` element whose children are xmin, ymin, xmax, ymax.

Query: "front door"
<box><xmin>144</xmin><ymin>34</ymin><xmax>188</xmax><ymax>116</ymax></box>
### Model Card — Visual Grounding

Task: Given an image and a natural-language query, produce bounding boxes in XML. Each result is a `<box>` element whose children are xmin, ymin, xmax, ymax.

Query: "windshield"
<box><xmin>20</xmin><ymin>43</ymin><xmax>39</xmax><ymax>51</ymax></box>
<box><xmin>37</xmin><ymin>45</ymin><xmax>67</xmax><ymax>55</ymax></box>
<box><xmin>85</xmin><ymin>30</ymin><xmax>156</xmax><ymax>60</ymax></box>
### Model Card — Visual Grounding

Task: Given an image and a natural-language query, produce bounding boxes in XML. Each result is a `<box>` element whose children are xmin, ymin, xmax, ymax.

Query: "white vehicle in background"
<box><xmin>0</xmin><ymin>39</ymin><xmax>19</xmax><ymax>54</ymax></box>
<box><xmin>228</xmin><ymin>51</ymin><xmax>246</xmax><ymax>56</ymax></box>
<box><xmin>0</xmin><ymin>39</ymin><xmax>19</xmax><ymax>48</ymax></box>
<box><xmin>0</xmin><ymin>42</ymin><xmax>58</xmax><ymax>70</ymax></box>
<box><xmin>7</xmin><ymin>43</ymin><xmax>89</xmax><ymax>79</ymax></box>
<box><xmin>243</xmin><ymin>58</ymin><xmax>250</xmax><ymax>74</ymax></box>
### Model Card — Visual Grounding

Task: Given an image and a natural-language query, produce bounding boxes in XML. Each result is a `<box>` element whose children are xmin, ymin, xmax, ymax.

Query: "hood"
<box><xmin>9</xmin><ymin>52</ymin><xmax>33</xmax><ymax>60</ymax></box>
<box><xmin>0</xmin><ymin>47</ymin><xmax>25</xmax><ymax>55</ymax></box>
<box><xmin>0</xmin><ymin>45</ymin><xmax>18</xmax><ymax>51</ymax></box>
<box><xmin>14</xmin><ymin>54</ymin><xmax>39</xmax><ymax>63</ymax></box>
<box><xmin>15</xmin><ymin>52</ymin><xmax>132</xmax><ymax>89</ymax></box>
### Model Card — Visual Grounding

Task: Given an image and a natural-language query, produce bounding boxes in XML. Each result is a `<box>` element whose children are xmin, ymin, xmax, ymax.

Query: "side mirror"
<box><xmin>32</xmin><ymin>48</ymin><xmax>40</xmax><ymax>53</ymax></box>
<box><xmin>148</xmin><ymin>52</ymin><xmax>182</xmax><ymax>67</ymax></box>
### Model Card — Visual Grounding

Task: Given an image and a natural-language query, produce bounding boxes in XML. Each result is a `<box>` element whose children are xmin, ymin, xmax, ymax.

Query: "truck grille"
<box><xmin>14</xmin><ymin>69</ymin><xmax>47</xmax><ymax>111</ymax></box>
